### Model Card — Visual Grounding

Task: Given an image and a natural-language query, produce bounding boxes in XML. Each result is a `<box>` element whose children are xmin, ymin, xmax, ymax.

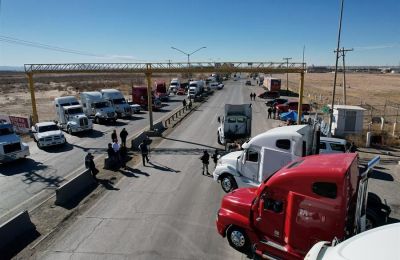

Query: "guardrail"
<box><xmin>164</xmin><ymin>105</ymin><xmax>191</xmax><ymax>128</ymax></box>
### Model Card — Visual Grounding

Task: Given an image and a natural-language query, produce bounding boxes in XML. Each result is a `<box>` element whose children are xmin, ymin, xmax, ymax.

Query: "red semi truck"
<box><xmin>131</xmin><ymin>86</ymin><xmax>162</xmax><ymax>110</ymax></box>
<box><xmin>154</xmin><ymin>81</ymin><xmax>169</xmax><ymax>101</ymax></box>
<box><xmin>216</xmin><ymin>153</ymin><xmax>390</xmax><ymax>260</ymax></box>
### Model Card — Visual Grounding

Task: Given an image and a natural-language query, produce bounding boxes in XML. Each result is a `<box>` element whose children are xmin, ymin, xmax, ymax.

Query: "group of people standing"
<box><xmin>200</xmin><ymin>150</ymin><xmax>219</xmax><ymax>175</ymax></box>
<box><xmin>107</xmin><ymin>128</ymin><xmax>129</xmax><ymax>170</ymax></box>
<box><xmin>267</xmin><ymin>106</ymin><xmax>277</xmax><ymax>119</ymax></box>
<box><xmin>249</xmin><ymin>93</ymin><xmax>257</xmax><ymax>101</ymax></box>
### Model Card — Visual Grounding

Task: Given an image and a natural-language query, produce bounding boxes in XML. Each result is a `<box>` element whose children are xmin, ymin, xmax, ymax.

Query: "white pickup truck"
<box><xmin>0</xmin><ymin>121</ymin><xmax>30</xmax><ymax>162</ymax></box>
<box><xmin>31</xmin><ymin>121</ymin><xmax>66</xmax><ymax>149</ymax></box>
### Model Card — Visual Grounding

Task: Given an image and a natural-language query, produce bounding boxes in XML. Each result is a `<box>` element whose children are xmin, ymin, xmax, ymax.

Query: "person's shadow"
<box><xmin>97</xmin><ymin>177</ymin><xmax>120</xmax><ymax>190</ymax></box>
<box><xmin>148</xmin><ymin>162</ymin><xmax>180</xmax><ymax>173</ymax></box>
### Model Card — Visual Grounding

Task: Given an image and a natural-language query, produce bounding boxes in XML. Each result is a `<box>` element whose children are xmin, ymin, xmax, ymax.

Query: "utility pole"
<box><xmin>328</xmin><ymin>0</ymin><xmax>345</xmax><ymax>137</ymax></box>
<box><xmin>283</xmin><ymin>57</ymin><xmax>292</xmax><ymax>92</ymax></box>
<box><xmin>334</xmin><ymin>47</ymin><xmax>353</xmax><ymax>105</ymax></box>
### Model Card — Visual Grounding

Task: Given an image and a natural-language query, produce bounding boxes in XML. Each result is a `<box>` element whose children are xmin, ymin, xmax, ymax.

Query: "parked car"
<box><xmin>127</xmin><ymin>102</ymin><xmax>141</xmax><ymax>114</ymax></box>
<box><xmin>319</xmin><ymin>137</ymin><xmax>348</xmax><ymax>154</ymax></box>
<box><xmin>276</xmin><ymin>101</ymin><xmax>311</xmax><ymax>114</ymax></box>
<box><xmin>32</xmin><ymin>122</ymin><xmax>66</xmax><ymax>149</ymax></box>
<box><xmin>258</xmin><ymin>91</ymin><xmax>280</xmax><ymax>99</ymax></box>
<box><xmin>265</xmin><ymin>98</ymin><xmax>288</xmax><ymax>107</ymax></box>
<box><xmin>176</xmin><ymin>88</ymin><xmax>186</xmax><ymax>95</ymax></box>
<box><xmin>245</xmin><ymin>80</ymin><xmax>251</xmax><ymax>86</ymax></box>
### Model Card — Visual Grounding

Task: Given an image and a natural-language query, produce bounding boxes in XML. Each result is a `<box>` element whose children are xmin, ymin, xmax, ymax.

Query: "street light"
<box><xmin>171</xmin><ymin>46</ymin><xmax>207</xmax><ymax>65</ymax></box>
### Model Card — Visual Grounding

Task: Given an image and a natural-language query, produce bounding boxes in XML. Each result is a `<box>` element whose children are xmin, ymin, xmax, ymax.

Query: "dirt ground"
<box><xmin>0</xmin><ymin>72</ymin><xmax>399</xmax><ymax>122</ymax></box>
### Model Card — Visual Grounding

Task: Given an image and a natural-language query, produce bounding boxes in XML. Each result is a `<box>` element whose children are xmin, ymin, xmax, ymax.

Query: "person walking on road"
<box><xmin>85</xmin><ymin>152</ymin><xmax>99</xmax><ymax>180</ymax></box>
<box><xmin>267</xmin><ymin>107</ymin><xmax>272</xmax><ymax>119</ymax></box>
<box><xmin>120</xmin><ymin>128</ymin><xmax>128</xmax><ymax>147</ymax></box>
<box><xmin>249</xmin><ymin>93</ymin><xmax>253</xmax><ymax>101</ymax></box>
<box><xmin>111</xmin><ymin>129</ymin><xmax>118</xmax><ymax>143</ymax></box>
<box><xmin>272</xmin><ymin>107</ymin><xmax>277</xmax><ymax>119</ymax></box>
<box><xmin>139</xmin><ymin>140</ymin><xmax>150</xmax><ymax>166</ymax></box>
<box><xmin>182</xmin><ymin>99</ymin><xmax>187</xmax><ymax>108</ymax></box>
<box><xmin>200</xmin><ymin>150</ymin><xmax>210</xmax><ymax>175</ymax></box>
<box><xmin>212</xmin><ymin>150</ymin><xmax>219</xmax><ymax>169</ymax></box>
<box><xmin>112</xmin><ymin>139</ymin><xmax>121</xmax><ymax>166</ymax></box>
<box><xmin>253</xmin><ymin>93</ymin><xmax>256</xmax><ymax>100</ymax></box>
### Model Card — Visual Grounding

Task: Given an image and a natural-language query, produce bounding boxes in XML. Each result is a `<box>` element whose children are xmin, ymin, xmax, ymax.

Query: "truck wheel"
<box><xmin>217</xmin><ymin>132</ymin><xmax>222</xmax><ymax>145</ymax></box>
<box><xmin>37</xmin><ymin>142</ymin><xmax>43</xmax><ymax>149</ymax></box>
<box><xmin>227</xmin><ymin>226</ymin><xmax>250</xmax><ymax>253</ymax></box>
<box><xmin>221</xmin><ymin>175</ymin><xmax>237</xmax><ymax>193</ymax></box>
<box><xmin>67</xmin><ymin>127</ymin><xmax>73</xmax><ymax>135</ymax></box>
<box><xmin>94</xmin><ymin>117</ymin><xmax>100</xmax><ymax>124</ymax></box>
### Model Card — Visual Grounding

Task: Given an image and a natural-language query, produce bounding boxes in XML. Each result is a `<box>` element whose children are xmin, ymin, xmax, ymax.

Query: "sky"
<box><xmin>0</xmin><ymin>0</ymin><xmax>399</xmax><ymax>66</ymax></box>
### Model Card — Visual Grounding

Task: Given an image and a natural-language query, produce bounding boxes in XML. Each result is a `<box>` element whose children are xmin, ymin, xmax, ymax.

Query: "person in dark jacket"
<box><xmin>212</xmin><ymin>150</ymin><xmax>219</xmax><ymax>169</ymax></box>
<box><xmin>182</xmin><ymin>99</ymin><xmax>187</xmax><ymax>107</ymax></box>
<box><xmin>107</xmin><ymin>143</ymin><xmax>117</xmax><ymax>169</ymax></box>
<box><xmin>85</xmin><ymin>152</ymin><xmax>98</xmax><ymax>180</ymax></box>
<box><xmin>111</xmin><ymin>129</ymin><xmax>118</xmax><ymax>143</ymax></box>
<box><xmin>120</xmin><ymin>128</ymin><xmax>128</xmax><ymax>147</ymax></box>
<box><xmin>139</xmin><ymin>140</ymin><xmax>150</xmax><ymax>166</ymax></box>
<box><xmin>200</xmin><ymin>150</ymin><xmax>210</xmax><ymax>175</ymax></box>
<box><xmin>267</xmin><ymin>107</ymin><xmax>272</xmax><ymax>119</ymax></box>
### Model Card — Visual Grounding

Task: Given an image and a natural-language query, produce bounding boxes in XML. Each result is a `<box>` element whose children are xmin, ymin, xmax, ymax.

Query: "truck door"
<box><xmin>240</xmin><ymin>148</ymin><xmax>259</xmax><ymax>183</ymax></box>
<box><xmin>254</xmin><ymin>188</ymin><xmax>286</xmax><ymax>245</ymax></box>
<box><xmin>259</xmin><ymin>147</ymin><xmax>293</xmax><ymax>183</ymax></box>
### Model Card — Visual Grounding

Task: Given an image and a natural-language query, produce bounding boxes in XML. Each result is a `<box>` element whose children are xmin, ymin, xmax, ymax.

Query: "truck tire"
<box><xmin>227</xmin><ymin>226</ymin><xmax>250</xmax><ymax>253</ymax></box>
<box><xmin>220</xmin><ymin>175</ymin><xmax>237</xmax><ymax>193</ymax></box>
<box><xmin>37</xmin><ymin>141</ymin><xmax>43</xmax><ymax>149</ymax></box>
<box><xmin>67</xmin><ymin>126</ymin><xmax>73</xmax><ymax>135</ymax></box>
<box><xmin>94</xmin><ymin>117</ymin><xmax>100</xmax><ymax>124</ymax></box>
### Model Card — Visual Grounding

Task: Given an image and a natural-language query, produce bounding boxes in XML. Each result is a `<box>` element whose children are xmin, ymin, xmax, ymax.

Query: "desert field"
<box><xmin>0</xmin><ymin>71</ymin><xmax>399</xmax><ymax>122</ymax></box>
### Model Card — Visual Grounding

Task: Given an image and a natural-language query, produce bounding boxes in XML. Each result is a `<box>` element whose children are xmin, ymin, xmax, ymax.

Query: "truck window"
<box><xmin>330</xmin><ymin>143</ymin><xmax>346</xmax><ymax>152</ymax></box>
<box><xmin>263</xmin><ymin>198</ymin><xmax>283</xmax><ymax>213</ymax></box>
<box><xmin>227</xmin><ymin>118</ymin><xmax>236</xmax><ymax>123</ymax></box>
<box><xmin>319</xmin><ymin>142</ymin><xmax>327</xmax><ymax>149</ymax></box>
<box><xmin>276</xmin><ymin>139</ymin><xmax>290</xmax><ymax>150</ymax></box>
<box><xmin>312</xmin><ymin>182</ymin><xmax>337</xmax><ymax>199</ymax></box>
<box><xmin>246</xmin><ymin>149</ymin><xmax>258</xmax><ymax>162</ymax></box>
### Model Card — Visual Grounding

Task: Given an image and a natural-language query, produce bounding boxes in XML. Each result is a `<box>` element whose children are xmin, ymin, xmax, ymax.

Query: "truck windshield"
<box><xmin>113</xmin><ymin>98</ymin><xmax>126</xmax><ymax>104</ymax></box>
<box><xmin>38</xmin><ymin>124</ymin><xmax>59</xmax><ymax>132</ymax></box>
<box><xmin>94</xmin><ymin>102</ymin><xmax>109</xmax><ymax>108</ymax></box>
<box><xmin>60</xmin><ymin>101</ymin><xmax>79</xmax><ymax>107</ymax></box>
<box><xmin>0</xmin><ymin>127</ymin><xmax>14</xmax><ymax>136</ymax></box>
<box><xmin>67</xmin><ymin>107</ymin><xmax>83</xmax><ymax>114</ymax></box>
<box><xmin>170</xmin><ymin>82</ymin><xmax>178</xmax><ymax>86</ymax></box>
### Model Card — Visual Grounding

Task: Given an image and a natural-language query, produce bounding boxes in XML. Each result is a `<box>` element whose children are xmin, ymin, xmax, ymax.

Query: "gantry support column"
<box><xmin>297</xmin><ymin>72</ymin><xmax>305</xmax><ymax>125</ymax></box>
<box><xmin>145</xmin><ymin>66</ymin><xmax>154</xmax><ymax>130</ymax></box>
<box><xmin>28</xmin><ymin>73</ymin><xmax>39</xmax><ymax>124</ymax></box>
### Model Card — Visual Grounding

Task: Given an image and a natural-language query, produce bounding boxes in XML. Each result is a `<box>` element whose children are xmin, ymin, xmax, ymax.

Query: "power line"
<box><xmin>0</xmin><ymin>35</ymin><xmax>103</xmax><ymax>57</ymax></box>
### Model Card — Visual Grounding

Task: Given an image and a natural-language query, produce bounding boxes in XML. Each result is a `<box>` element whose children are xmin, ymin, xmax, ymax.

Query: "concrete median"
<box><xmin>55</xmin><ymin>170</ymin><xmax>97</xmax><ymax>206</ymax></box>
<box><xmin>0</xmin><ymin>210</ymin><xmax>36</xmax><ymax>250</ymax></box>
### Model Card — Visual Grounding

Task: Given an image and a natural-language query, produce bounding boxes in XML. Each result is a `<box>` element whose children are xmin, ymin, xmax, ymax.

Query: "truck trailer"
<box><xmin>264</xmin><ymin>77</ymin><xmax>281</xmax><ymax>92</ymax></box>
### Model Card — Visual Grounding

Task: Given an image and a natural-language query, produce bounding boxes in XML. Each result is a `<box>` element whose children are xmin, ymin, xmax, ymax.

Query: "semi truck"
<box><xmin>154</xmin><ymin>81</ymin><xmax>169</xmax><ymax>101</ymax></box>
<box><xmin>169</xmin><ymin>78</ymin><xmax>181</xmax><ymax>94</ymax></box>
<box><xmin>0</xmin><ymin>121</ymin><xmax>30</xmax><ymax>162</ymax></box>
<box><xmin>80</xmin><ymin>91</ymin><xmax>117</xmax><ymax>124</ymax></box>
<box><xmin>131</xmin><ymin>86</ymin><xmax>162</xmax><ymax>110</ymax></box>
<box><xmin>264</xmin><ymin>77</ymin><xmax>281</xmax><ymax>92</ymax></box>
<box><xmin>54</xmin><ymin>96</ymin><xmax>93</xmax><ymax>135</ymax></box>
<box><xmin>214</xmin><ymin>124</ymin><xmax>318</xmax><ymax>192</ymax></box>
<box><xmin>101</xmin><ymin>89</ymin><xmax>132</xmax><ymax>118</ymax></box>
<box><xmin>217</xmin><ymin>104</ymin><xmax>252</xmax><ymax>150</ymax></box>
<box><xmin>187</xmin><ymin>80</ymin><xmax>205</xmax><ymax>99</ymax></box>
<box><xmin>216</xmin><ymin>153</ymin><xmax>390</xmax><ymax>259</ymax></box>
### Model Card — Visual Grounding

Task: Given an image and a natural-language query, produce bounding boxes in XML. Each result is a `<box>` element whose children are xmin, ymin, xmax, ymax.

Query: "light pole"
<box><xmin>171</xmin><ymin>46</ymin><xmax>206</xmax><ymax>78</ymax></box>
<box><xmin>283</xmin><ymin>57</ymin><xmax>292</xmax><ymax>92</ymax></box>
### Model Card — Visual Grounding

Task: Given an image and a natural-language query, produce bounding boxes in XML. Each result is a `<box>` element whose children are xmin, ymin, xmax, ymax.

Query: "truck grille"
<box><xmin>4</xmin><ymin>142</ymin><xmax>21</xmax><ymax>154</ymax></box>
<box><xmin>79</xmin><ymin>118</ymin><xmax>89</xmax><ymax>127</ymax></box>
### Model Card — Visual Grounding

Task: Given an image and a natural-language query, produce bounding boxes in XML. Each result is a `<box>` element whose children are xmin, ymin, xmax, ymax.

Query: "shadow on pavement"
<box><xmin>128</xmin><ymin>167</ymin><xmax>150</xmax><ymax>177</ymax></box>
<box><xmin>1</xmin><ymin>229</ymin><xmax>41</xmax><ymax>260</ymax></box>
<box><xmin>97</xmin><ymin>177</ymin><xmax>120</xmax><ymax>191</ymax></box>
<box><xmin>0</xmin><ymin>158</ymin><xmax>47</xmax><ymax>176</ymax></box>
<box><xmin>74</xmin><ymin>129</ymin><xmax>104</xmax><ymax>138</ymax></box>
<box><xmin>128</xmin><ymin>116</ymin><xmax>145</xmax><ymax>121</ymax></box>
<box><xmin>370</xmin><ymin>169</ymin><xmax>394</xmax><ymax>181</ymax></box>
<box><xmin>118</xmin><ymin>168</ymin><xmax>139</xmax><ymax>178</ymax></box>
<box><xmin>148</xmin><ymin>162</ymin><xmax>180</xmax><ymax>173</ymax></box>
<box><xmin>41</xmin><ymin>143</ymin><xmax>74</xmax><ymax>153</ymax></box>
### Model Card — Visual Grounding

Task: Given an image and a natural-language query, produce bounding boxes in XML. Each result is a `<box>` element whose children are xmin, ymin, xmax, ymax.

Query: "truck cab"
<box><xmin>0</xmin><ymin>121</ymin><xmax>30</xmax><ymax>162</ymax></box>
<box><xmin>80</xmin><ymin>91</ymin><xmax>117</xmax><ymax>124</ymax></box>
<box><xmin>101</xmin><ymin>89</ymin><xmax>132</xmax><ymax>118</ymax></box>
<box><xmin>216</xmin><ymin>154</ymin><xmax>386</xmax><ymax>260</ymax></box>
<box><xmin>214</xmin><ymin>124</ymin><xmax>315</xmax><ymax>193</ymax></box>
<box><xmin>131</xmin><ymin>86</ymin><xmax>162</xmax><ymax>110</ymax></box>
<box><xmin>169</xmin><ymin>78</ymin><xmax>180</xmax><ymax>94</ymax></box>
<box><xmin>54</xmin><ymin>96</ymin><xmax>93</xmax><ymax>135</ymax></box>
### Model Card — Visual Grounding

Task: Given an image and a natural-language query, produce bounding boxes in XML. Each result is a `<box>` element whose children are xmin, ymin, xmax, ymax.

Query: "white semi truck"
<box><xmin>187</xmin><ymin>80</ymin><xmax>205</xmax><ymax>99</ymax></box>
<box><xmin>217</xmin><ymin>104</ymin><xmax>252</xmax><ymax>148</ymax></box>
<box><xmin>213</xmin><ymin>124</ymin><xmax>319</xmax><ymax>192</ymax></box>
<box><xmin>80</xmin><ymin>91</ymin><xmax>117</xmax><ymax>124</ymax></box>
<box><xmin>54</xmin><ymin>96</ymin><xmax>93</xmax><ymax>135</ymax></box>
<box><xmin>0</xmin><ymin>121</ymin><xmax>30</xmax><ymax>162</ymax></box>
<box><xmin>101</xmin><ymin>89</ymin><xmax>132</xmax><ymax>118</ymax></box>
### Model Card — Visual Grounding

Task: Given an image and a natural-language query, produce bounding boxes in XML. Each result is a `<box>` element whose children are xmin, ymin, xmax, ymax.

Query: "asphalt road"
<box><xmin>0</xmin><ymin>94</ymin><xmax>186</xmax><ymax>223</ymax></box>
<box><xmin>33</xmin><ymin>78</ymin><xmax>280</xmax><ymax>259</ymax></box>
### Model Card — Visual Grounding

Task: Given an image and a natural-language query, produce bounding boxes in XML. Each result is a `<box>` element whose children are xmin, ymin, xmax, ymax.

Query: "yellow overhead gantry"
<box><xmin>24</xmin><ymin>61</ymin><xmax>306</xmax><ymax>129</ymax></box>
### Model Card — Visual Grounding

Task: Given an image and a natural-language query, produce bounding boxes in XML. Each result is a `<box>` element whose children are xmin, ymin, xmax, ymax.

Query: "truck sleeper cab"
<box><xmin>101</xmin><ymin>89</ymin><xmax>132</xmax><ymax>118</ymax></box>
<box><xmin>80</xmin><ymin>91</ymin><xmax>117</xmax><ymax>124</ymax></box>
<box><xmin>216</xmin><ymin>153</ymin><xmax>385</xmax><ymax>260</ymax></box>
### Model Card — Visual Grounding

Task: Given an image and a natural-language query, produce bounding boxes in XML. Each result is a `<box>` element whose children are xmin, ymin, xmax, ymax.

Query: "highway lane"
<box><xmin>34</xmin><ymin>78</ymin><xmax>281</xmax><ymax>259</ymax></box>
<box><xmin>0</xmin><ymin>94</ymin><xmax>186</xmax><ymax>222</ymax></box>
